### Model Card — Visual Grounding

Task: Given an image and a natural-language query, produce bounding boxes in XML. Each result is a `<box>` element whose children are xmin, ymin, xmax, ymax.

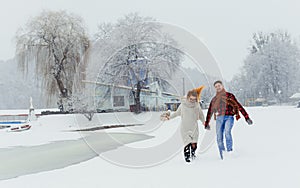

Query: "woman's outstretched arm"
<box><xmin>169</xmin><ymin>105</ymin><xmax>182</xmax><ymax>119</ymax></box>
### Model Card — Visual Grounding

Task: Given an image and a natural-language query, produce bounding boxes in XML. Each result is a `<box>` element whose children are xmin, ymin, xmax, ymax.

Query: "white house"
<box><xmin>89</xmin><ymin>81</ymin><xmax>180</xmax><ymax>112</ymax></box>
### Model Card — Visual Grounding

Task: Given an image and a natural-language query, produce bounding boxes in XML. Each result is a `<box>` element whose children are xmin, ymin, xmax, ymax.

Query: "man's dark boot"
<box><xmin>191</xmin><ymin>143</ymin><xmax>197</xmax><ymax>160</ymax></box>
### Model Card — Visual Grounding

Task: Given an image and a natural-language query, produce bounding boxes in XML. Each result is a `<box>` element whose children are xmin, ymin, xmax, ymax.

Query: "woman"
<box><xmin>165</xmin><ymin>89</ymin><xmax>205</xmax><ymax>163</ymax></box>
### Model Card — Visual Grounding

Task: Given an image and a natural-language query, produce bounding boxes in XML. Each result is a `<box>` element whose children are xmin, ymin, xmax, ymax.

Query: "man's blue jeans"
<box><xmin>216</xmin><ymin>115</ymin><xmax>234</xmax><ymax>152</ymax></box>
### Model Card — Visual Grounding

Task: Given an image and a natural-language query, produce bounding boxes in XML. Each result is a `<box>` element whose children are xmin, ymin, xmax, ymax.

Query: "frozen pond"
<box><xmin>0</xmin><ymin>132</ymin><xmax>152</xmax><ymax>180</ymax></box>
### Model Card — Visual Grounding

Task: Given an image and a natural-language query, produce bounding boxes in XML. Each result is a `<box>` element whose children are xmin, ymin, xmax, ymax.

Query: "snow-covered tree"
<box><xmin>230</xmin><ymin>31</ymin><xmax>300</xmax><ymax>103</ymax></box>
<box><xmin>93</xmin><ymin>13</ymin><xmax>183</xmax><ymax>113</ymax></box>
<box><xmin>15</xmin><ymin>10</ymin><xmax>90</xmax><ymax>110</ymax></box>
<box><xmin>71</xmin><ymin>93</ymin><xmax>95</xmax><ymax>121</ymax></box>
<box><xmin>250</xmin><ymin>31</ymin><xmax>292</xmax><ymax>54</ymax></box>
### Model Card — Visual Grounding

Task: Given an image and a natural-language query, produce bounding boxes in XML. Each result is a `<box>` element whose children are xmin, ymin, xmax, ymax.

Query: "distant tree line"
<box><xmin>229</xmin><ymin>31</ymin><xmax>300</xmax><ymax>104</ymax></box>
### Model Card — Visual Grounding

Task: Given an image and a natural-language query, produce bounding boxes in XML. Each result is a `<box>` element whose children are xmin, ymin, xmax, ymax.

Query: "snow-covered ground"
<box><xmin>0</xmin><ymin>113</ymin><xmax>80</xmax><ymax>148</ymax></box>
<box><xmin>0</xmin><ymin>106</ymin><xmax>299</xmax><ymax>188</ymax></box>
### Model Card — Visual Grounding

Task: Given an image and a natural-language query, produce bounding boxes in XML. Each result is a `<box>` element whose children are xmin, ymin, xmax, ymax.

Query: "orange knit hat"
<box><xmin>192</xmin><ymin>85</ymin><xmax>205</xmax><ymax>101</ymax></box>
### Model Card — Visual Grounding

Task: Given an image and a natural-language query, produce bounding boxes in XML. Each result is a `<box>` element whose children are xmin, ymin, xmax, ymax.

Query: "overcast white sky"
<box><xmin>1</xmin><ymin>0</ymin><xmax>300</xmax><ymax>80</ymax></box>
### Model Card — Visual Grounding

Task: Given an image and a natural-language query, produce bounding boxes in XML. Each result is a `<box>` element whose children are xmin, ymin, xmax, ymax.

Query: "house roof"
<box><xmin>290</xmin><ymin>93</ymin><xmax>300</xmax><ymax>99</ymax></box>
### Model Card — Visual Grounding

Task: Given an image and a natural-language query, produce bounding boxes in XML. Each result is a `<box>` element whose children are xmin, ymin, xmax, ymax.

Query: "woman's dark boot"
<box><xmin>184</xmin><ymin>143</ymin><xmax>191</xmax><ymax>162</ymax></box>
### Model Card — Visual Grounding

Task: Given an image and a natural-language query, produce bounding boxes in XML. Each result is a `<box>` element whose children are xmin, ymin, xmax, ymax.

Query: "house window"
<box><xmin>113</xmin><ymin>96</ymin><xmax>125</xmax><ymax>107</ymax></box>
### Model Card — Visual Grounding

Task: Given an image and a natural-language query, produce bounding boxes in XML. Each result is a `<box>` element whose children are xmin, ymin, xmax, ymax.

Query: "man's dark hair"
<box><xmin>213</xmin><ymin>80</ymin><xmax>223</xmax><ymax>86</ymax></box>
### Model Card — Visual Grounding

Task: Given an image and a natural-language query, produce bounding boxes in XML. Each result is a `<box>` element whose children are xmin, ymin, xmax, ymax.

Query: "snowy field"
<box><xmin>0</xmin><ymin>106</ymin><xmax>299</xmax><ymax>188</ymax></box>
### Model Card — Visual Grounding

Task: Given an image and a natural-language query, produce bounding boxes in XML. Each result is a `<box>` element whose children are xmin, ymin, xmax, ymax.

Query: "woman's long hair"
<box><xmin>187</xmin><ymin>90</ymin><xmax>198</xmax><ymax>101</ymax></box>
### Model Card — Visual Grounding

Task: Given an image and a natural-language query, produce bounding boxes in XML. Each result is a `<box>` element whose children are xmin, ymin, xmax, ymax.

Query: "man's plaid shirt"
<box><xmin>204</xmin><ymin>92</ymin><xmax>249</xmax><ymax>126</ymax></box>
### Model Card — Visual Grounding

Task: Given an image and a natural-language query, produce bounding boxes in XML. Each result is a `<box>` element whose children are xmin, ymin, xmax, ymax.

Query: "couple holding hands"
<box><xmin>162</xmin><ymin>80</ymin><xmax>253</xmax><ymax>162</ymax></box>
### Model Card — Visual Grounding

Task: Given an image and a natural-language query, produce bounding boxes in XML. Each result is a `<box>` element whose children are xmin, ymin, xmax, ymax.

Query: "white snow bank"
<box><xmin>0</xmin><ymin>106</ymin><xmax>299</xmax><ymax>188</ymax></box>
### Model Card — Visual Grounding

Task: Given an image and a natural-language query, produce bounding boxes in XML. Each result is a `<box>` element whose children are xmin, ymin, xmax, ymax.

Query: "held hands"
<box><xmin>203</xmin><ymin>122</ymin><xmax>211</xmax><ymax>130</ymax></box>
<box><xmin>205</xmin><ymin>124</ymin><xmax>211</xmax><ymax>130</ymax></box>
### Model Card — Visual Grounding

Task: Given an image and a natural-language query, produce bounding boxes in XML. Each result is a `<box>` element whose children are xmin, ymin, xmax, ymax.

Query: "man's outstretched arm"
<box><xmin>232</xmin><ymin>94</ymin><xmax>253</xmax><ymax>125</ymax></box>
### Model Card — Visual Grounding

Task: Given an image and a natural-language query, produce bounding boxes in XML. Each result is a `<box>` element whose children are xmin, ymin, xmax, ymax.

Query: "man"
<box><xmin>204</xmin><ymin>80</ymin><xmax>253</xmax><ymax>159</ymax></box>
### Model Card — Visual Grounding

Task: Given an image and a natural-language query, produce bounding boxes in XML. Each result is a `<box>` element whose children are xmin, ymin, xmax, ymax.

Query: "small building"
<box><xmin>290</xmin><ymin>93</ymin><xmax>300</xmax><ymax>108</ymax></box>
<box><xmin>290</xmin><ymin>93</ymin><xmax>300</xmax><ymax>100</ymax></box>
<box><xmin>254</xmin><ymin>98</ymin><xmax>267</xmax><ymax>106</ymax></box>
<box><xmin>93</xmin><ymin>81</ymin><xmax>180</xmax><ymax>112</ymax></box>
<box><xmin>165</xmin><ymin>99</ymin><xmax>181</xmax><ymax>111</ymax></box>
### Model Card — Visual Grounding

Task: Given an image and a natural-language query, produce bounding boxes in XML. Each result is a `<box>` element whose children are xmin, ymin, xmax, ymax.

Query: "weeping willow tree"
<box><xmin>15</xmin><ymin>10</ymin><xmax>90</xmax><ymax>110</ymax></box>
